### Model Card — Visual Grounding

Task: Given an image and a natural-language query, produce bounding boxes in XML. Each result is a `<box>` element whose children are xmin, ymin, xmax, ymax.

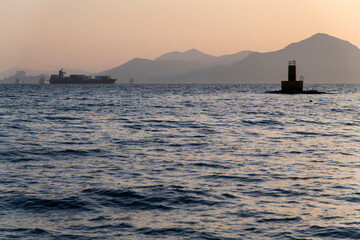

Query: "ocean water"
<box><xmin>0</xmin><ymin>84</ymin><xmax>359</xmax><ymax>240</ymax></box>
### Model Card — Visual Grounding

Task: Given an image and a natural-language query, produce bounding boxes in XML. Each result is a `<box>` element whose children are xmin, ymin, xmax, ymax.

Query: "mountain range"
<box><xmin>98</xmin><ymin>49</ymin><xmax>255</xmax><ymax>84</ymax></box>
<box><xmin>2</xmin><ymin>33</ymin><xmax>360</xmax><ymax>84</ymax></box>
<box><xmin>99</xmin><ymin>33</ymin><xmax>360</xmax><ymax>84</ymax></box>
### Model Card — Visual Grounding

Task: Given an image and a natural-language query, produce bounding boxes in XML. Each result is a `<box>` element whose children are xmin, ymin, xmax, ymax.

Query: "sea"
<box><xmin>0</xmin><ymin>84</ymin><xmax>359</xmax><ymax>240</ymax></box>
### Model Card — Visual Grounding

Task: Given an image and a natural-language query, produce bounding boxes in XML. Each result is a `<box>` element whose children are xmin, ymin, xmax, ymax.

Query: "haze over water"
<box><xmin>1</xmin><ymin>84</ymin><xmax>359</xmax><ymax>239</ymax></box>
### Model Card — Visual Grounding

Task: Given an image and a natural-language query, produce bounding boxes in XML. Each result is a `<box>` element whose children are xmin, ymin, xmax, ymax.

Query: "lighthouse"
<box><xmin>281</xmin><ymin>60</ymin><xmax>303</xmax><ymax>92</ymax></box>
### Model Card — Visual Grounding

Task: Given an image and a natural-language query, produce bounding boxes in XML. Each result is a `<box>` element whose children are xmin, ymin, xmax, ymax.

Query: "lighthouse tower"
<box><xmin>281</xmin><ymin>60</ymin><xmax>303</xmax><ymax>92</ymax></box>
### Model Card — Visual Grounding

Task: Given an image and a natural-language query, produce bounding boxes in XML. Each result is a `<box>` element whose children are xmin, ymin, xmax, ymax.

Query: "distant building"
<box><xmin>0</xmin><ymin>70</ymin><xmax>49</xmax><ymax>84</ymax></box>
<box><xmin>15</xmin><ymin>70</ymin><xmax>26</xmax><ymax>78</ymax></box>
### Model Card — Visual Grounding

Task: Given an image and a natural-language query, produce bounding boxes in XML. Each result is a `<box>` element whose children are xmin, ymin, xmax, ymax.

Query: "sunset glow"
<box><xmin>1</xmin><ymin>0</ymin><xmax>360</xmax><ymax>72</ymax></box>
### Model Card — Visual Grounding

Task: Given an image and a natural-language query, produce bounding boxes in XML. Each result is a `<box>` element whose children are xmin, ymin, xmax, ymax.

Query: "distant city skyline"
<box><xmin>1</xmin><ymin>0</ymin><xmax>360</xmax><ymax>72</ymax></box>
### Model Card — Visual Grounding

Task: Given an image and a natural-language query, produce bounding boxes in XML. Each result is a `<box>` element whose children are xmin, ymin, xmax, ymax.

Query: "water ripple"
<box><xmin>0</xmin><ymin>84</ymin><xmax>359</xmax><ymax>239</ymax></box>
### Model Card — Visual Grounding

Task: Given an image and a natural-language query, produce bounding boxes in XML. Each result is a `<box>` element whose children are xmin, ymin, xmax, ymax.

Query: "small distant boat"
<box><xmin>39</xmin><ymin>75</ymin><xmax>49</xmax><ymax>84</ymax></box>
<box><xmin>15</xmin><ymin>78</ymin><xmax>24</xmax><ymax>85</ymax></box>
<box><xmin>50</xmin><ymin>69</ymin><xmax>116</xmax><ymax>84</ymax></box>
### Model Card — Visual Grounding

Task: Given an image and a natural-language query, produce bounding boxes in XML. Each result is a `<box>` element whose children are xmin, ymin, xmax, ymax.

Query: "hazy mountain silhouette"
<box><xmin>103</xmin><ymin>33</ymin><xmax>360</xmax><ymax>84</ymax></box>
<box><xmin>0</xmin><ymin>70</ymin><xmax>47</xmax><ymax>84</ymax></box>
<box><xmin>155</xmin><ymin>49</ymin><xmax>255</xmax><ymax>65</ymax></box>
<box><xmin>100</xmin><ymin>49</ymin><xmax>254</xmax><ymax>83</ymax></box>
<box><xmin>99</xmin><ymin>57</ymin><xmax>208</xmax><ymax>84</ymax></box>
<box><xmin>102</xmin><ymin>33</ymin><xmax>360</xmax><ymax>84</ymax></box>
<box><xmin>3</xmin><ymin>33</ymin><xmax>358</xmax><ymax>84</ymax></box>
<box><xmin>172</xmin><ymin>33</ymin><xmax>360</xmax><ymax>84</ymax></box>
<box><xmin>155</xmin><ymin>49</ymin><xmax>217</xmax><ymax>64</ymax></box>
<box><xmin>215</xmin><ymin>50</ymin><xmax>255</xmax><ymax>65</ymax></box>
<box><xmin>0</xmin><ymin>68</ymin><xmax>47</xmax><ymax>80</ymax></box>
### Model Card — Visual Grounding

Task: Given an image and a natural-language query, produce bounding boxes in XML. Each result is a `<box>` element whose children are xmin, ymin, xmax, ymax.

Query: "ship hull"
<box><xmin>50</xmin><ymin>78</ymin><xmax>116</xmax><ymax>84</ymax></box>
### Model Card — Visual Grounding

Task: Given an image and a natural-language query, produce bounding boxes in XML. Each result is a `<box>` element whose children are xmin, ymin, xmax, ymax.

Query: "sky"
<box><xmin>1</xmin><ymin>0</ymin><xmax>360</xmax><ymax>73</ymax></box>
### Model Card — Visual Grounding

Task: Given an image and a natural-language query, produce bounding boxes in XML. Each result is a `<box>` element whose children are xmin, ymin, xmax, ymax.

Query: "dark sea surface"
<box><xmin>0</xmin><ymin>84</ymin><xmax>359</xmax><ymax>239</ymax></box>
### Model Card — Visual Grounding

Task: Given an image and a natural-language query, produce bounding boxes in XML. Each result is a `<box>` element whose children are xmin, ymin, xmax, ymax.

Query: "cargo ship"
<box><xmin>49</xmin><ymin>69</ymin><xmax>116</xmax><ymax>84</ymax></box>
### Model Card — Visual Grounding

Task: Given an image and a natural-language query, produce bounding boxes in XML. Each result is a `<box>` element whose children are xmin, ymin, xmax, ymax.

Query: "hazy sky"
<box><xmin>1</xmin><ymin>0</ymin><xmax>360</xmax><ymax>72</ymax></box>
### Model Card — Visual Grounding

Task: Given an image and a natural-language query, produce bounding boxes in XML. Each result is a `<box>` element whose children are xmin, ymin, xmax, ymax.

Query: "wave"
<box><xmin>5</xmin><ymin>195</ymin><xmax>91</xmax><ymax>212</ymax></box>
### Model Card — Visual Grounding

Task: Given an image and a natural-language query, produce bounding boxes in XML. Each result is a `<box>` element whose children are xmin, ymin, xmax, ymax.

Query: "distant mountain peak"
<box><xmin>184</xmin><ymin>48</ymin><xmax>202</xmax><ymax>54</ymax></box>
<box><xmin>155</xmin><ymin>48</ymin><xmax>216</xmax><ymax>63</ymax></box>
<box><xmin>283</xmin><ymin>32</ymin><xmax>359</xmax><ymax>52</ymax></box>
<box><xmin>311</xmin><ymin>32</ymin><xmax>330</xmax><ymax>37</ymax></box>
<box><xmin>97</xmin><ymin>32</ymin><xmax>360</xmax><ymax>84</ymax></box>
<box><xmin>307</xmin><ymin>32</ymin><xmax>343</xmax><ymax>41</ymax></box>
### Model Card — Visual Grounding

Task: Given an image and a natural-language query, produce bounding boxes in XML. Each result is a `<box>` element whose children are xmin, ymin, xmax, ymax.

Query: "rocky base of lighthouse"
<box><xmin>281</xmin><ymin>80</ymin><xmax>303</xmax><ymax>92</ymax></box>
<box><xmin>267</xmin><ymin>81</ymin><xmax>327</xmax><ymax>94</ymax></box>
<box><xmin>266</xmin><ymin>90</ymin><xmax>328</xmax><ymax>94</ymax></box>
